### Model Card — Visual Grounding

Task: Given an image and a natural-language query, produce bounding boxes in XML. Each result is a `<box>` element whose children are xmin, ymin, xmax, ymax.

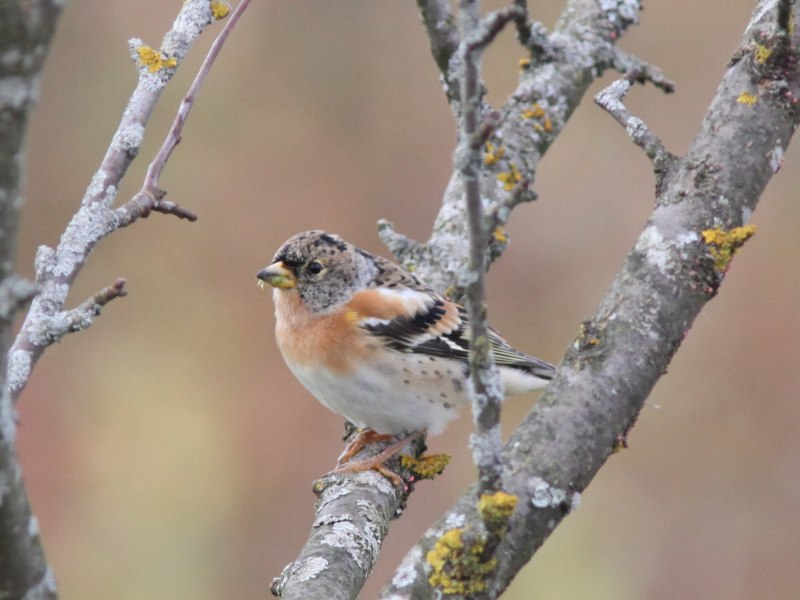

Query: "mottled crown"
<box><xmin>271</xmin><ymin>230</ymin><xmax>377</xmax><ymax>313</ymax></box>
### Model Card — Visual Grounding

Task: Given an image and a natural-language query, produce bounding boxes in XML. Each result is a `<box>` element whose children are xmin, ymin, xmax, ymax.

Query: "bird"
<box><xmin>256</xmin><ymin>230</ymin><xmax>555</xmax><ymax>481</ymax></box>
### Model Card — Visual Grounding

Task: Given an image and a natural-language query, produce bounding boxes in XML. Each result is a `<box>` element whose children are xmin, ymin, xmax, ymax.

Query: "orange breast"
<box><xmin>274</xmin><ymin>290</ymin><xmax>372</xmax><ymax>374</ymax></box>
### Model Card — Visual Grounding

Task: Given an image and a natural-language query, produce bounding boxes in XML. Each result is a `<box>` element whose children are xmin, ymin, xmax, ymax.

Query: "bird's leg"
<box><xmin>336</xmin><ymin>429</ymin><xmax>394</xmax><ymax>467</ymax></box>
<box><xmin>333</xmin><ymin>430</ymin><xmax>424</xmax><ymax>487</ymax></box>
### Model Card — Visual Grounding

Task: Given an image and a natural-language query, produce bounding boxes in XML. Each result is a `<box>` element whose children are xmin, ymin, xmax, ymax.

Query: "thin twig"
<box><xmin>464</xmin><ymin>5</ymin><xmax>528</xmax><ymax>55</ymax></box>
<box><xmin>459</xmin><ymin>0</ymin><xmax>542</xmax><ymax>496</ymax></box>
<box><xmin>144</xmin><ymin>0</ymin><xmax>253</xmax><ymax>195</ymax></box>
<box><xmin>417</xmin><ymin>0</ymin><xmax>461</xmax><ymax>103</ymax></box>
<box><xmin>459</xmin><ymin>0</ymin><xmax>505</xmax><ymax>496</ymax></box>
<box><xmin>512</xmin><ymin>0</ymin><xmax>532</xmax><ymax>45</ymax></box>
<box><xmin>611</xmin><ymin>47</ymin><xmax>676</xmax><ymax>93</ymax></box>
<box><xmin>8</xmin><ymin>0</ymin><xmax>249</xmax><ymax>404</ymax></box>
<box><xmin>470</xmin><ymin>109</ymin><xmax>502</xmax><ymax>150</ymax></box>
<box><xmin>58</xmin><ymin>279</ymin><xmax>128</xmax><ymax>336</ymax></box>
<box><xmin>594</xmin><ymin>73</ymin><xmax>673</xmax><ymax>167</ymax></box>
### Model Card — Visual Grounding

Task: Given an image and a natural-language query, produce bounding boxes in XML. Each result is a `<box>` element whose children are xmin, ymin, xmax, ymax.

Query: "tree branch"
<box><xmin>270</xmin><ymin>435</ymin><xmax>438</xmax><ymax>599</ymax></box>
<box><xmin>271</xmin><ymin>470</ymin><xmax>402</xmax><ymax>600</ymax></box>
<box><xmin>0</xmin><ymin>1</ymin><xmax>65</xmax><ymax>596</ymax></box>
<box><xmin>384</xmin><ymin>0</ymin><xmax>657</xmax><ymax>299</ymax></box>
<box><xmin>459</xmin><ymin>0</ymin><xmax>513</xmax><ymax>496</ymax></box>
<box><xmin>417</xmin><ymin>0</ymin><xmax>461</xmax><ymax>104</ymax></box>
<box><xmin>511</xmin><ymin>0</ymin><xmax>532</xmax><ymax>46</ymax></box>
<box><xmin>8</xmin><ymin>0</ymin><xmax>241</xmax><ymax>403</ymax></box>
<box><xmin>380</xmin><ymin>1</ymin><xmax>800</xmax><ymax>597</ymax></box>
<box><xmin>594</xmin><ymin>73</ymin><xmax>674</xmax><ymax>169</ymax></box>
<box><xmin>610</xmin><ymin>46</ymin><xmax>676</xmax><ymax>93</ymax></box>
<box><xmin>0</xmin><ymin>2</ymin><xmax>249</xmax><ymax>597</ymax></box>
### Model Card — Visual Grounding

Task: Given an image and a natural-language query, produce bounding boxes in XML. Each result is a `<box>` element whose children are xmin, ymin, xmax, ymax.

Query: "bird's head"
<box><xmin>257</xmin><ymin>230</ymin><xmax>376</xmax><ymax>313</ymax></box>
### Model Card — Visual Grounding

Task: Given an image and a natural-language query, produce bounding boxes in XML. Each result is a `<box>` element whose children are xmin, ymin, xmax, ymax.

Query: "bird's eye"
<box><xmin>307</xmin><ymin>260</ymin><xmax>324</xmax><ymax>275</ymax></box>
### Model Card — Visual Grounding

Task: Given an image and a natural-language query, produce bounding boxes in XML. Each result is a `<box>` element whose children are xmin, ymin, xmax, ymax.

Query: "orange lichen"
<box><xmin>521</xmin><ymin>103</ymin><xmax>545</xmax><ymax>120</ymax></box>
<box><xmin>483</xmin><ymin>142</ymin><xmax>505</xmax><ymax>166</ymax></box>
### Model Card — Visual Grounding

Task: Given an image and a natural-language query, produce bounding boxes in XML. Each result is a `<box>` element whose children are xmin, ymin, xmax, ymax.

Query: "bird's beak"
<box><xmin>256</xmin><ymin>261</ymin><xmax>296</xmax><ymax>289</ymax></box>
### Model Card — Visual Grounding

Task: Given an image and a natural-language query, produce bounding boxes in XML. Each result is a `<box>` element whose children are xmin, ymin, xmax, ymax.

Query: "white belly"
<box><xmin>283</xmin><ymin>352</ymin><xmax>469</xmax><ymax>435</ymax></box>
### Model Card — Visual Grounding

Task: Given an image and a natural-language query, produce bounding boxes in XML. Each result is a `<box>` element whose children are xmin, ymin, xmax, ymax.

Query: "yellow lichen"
<box><xmin>478</xmin><ymin>491</ymin><xmax>518</xmax><ymax>527</ymax></box>
<box><xmin>497</xmin><ymin>162</ymin><xmax>521</xmax><ymax>191</ymax></box>
<box><xmin>400</xmin><ymin>453</ymin><xmax>451</xmax><ymax>480</ymax></box>
<box><xmin>737</xmin><ymin>91</ymin><xmax>758</xmax><ymax>105</ymax></box>
<box><xmin>521</xmin><ymin>103</ymin><xmax>545</xmax><ymax>120</ymax></box>
<box><xmin>211</xmin><ymin>0</ymin><xmax>230</xmax><ymax>19</ymax></box>
<box><xmin>702</xmin><ymin>225</ymin><xmax>757</xmax><ymax>272</ymax></box>
<box><xmin>492</xmin><ymin>227</ymin><xmax>508</xmax><ymax>243</ymax></box>
<box><xmin>136</xmin><ymin>45</ymin><xmax>177</xmax><ymax>73</ymax></box>
<box><xmin>754</xmin><ymin>44</ymin><xmax>772</xmax><ymax>64</ymax></box>
<box><xmin>578</xmin><ymin>322</ymin><xmax>599</xmax><ymax>347</ymax></box>
<box><xmin>518</xmin><ymin>56</ymin><xmax>530</xmax><ymax>70</ymax></box>
<box><xmin>426</xmin><ymin>528</ymin><xmax>496</xmax><ymax>595</ymax></box>
<box><xmin>521</xmin><ymin>103</ymin><xmax>553</xmax><ymax>132</ymax></box>
<box><xmin>483</xmin><ymin>141</ymin><xmax>505</xmax><ymax>166</ymax></box>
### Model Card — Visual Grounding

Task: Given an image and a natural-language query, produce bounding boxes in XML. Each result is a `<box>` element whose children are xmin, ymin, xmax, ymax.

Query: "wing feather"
<box><xmin>352</xmin><ymin>288</ymin><xmax>556</xmax><ymax>380</ymax></box>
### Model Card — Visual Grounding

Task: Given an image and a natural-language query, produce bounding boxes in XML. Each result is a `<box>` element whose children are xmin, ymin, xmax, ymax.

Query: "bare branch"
<box><xmin>511</xmin><ymin>0</ymin><xmax>532</xmax><ymax>45</ymax></box>
<box><xmin>384</xmin><ymin>0</ymin><xmax>651</xmax><ymax>298</ymax></box>
<box><xmin>57</xmin><ymin>279</ymin><xmax>128</xmax><ymax>336</ymax></box>
<box><xmin>271</xmin><ymin>472</ymin><xmax>401</xmax><ymax>600</ymax></box>
<box><xmin>150</xmin><ymin>199</ymin><xmax>200</xmax><ymax>221</ymax></box>
<box><xmin>377</xmin><ymin>220</ymin><xmax>424</xmax><ymax>268</ymax></box>
<box><xmin>8</xmin><ymin>0</ymin><xmax>248</xmax><ymax>404</ymax></box>
<box><xmin>458</xmin><ymin>0</ymin><xmax>505</xmax><ymax>495</ymax></box>
<box><xmin>594</xmin><ymin>75</ymin><xmax>674</xmax><ymax>167</ymax></box>
<box><xmin>610</xmin><ymin>47</ymin><xmax>676</xmax><ymax>93</ymax></box>
<box><xmin>417</xmin><ymin>0</ymin><xmax>461</xmax><ymax>102</ymax></box>
<box><xmin>464</xmin><ymin>6</ymin><xmax>528</xmax><ymax>56</ymax></box>
<box><xmin>270</xmin><ymin>436</ymin><xmax>435</xmax><ymax>599</ymax></box>
<box><xmin>144</xmin><ymin>0</ymin><xmax>252</xmax><ymax>195</ymax></box>
<box><xmin>114</xmin><ymin>190</ymin><xmax>198</xmax><ymax>227</ymax></box>
<box><xmin>0</xmin><ymin>1</ymin><xmax>64</xmax><ymax>595</ymax></box>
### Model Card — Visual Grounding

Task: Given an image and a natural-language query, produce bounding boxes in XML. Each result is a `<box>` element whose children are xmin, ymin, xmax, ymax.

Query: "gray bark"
<box><xmin>0</xmin><ymin>2</ymin><xmax>64</xmax><ymax>597</ymax></box>
<box><xmin>0</xmin><ymin>1</ymin><xmax>237</xmax><ymax>596</ymax></box>
<box><xmin>381</xmin><ymin>1</ymin><xmax>799</xmax><ymax>598</ymax></box>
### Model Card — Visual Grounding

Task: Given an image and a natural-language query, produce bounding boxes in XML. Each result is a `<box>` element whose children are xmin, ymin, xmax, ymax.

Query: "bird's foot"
<box><xmin>333</xmin><ymin>430</ymin><xmax>424</xmax><ymax>488</ymax></box>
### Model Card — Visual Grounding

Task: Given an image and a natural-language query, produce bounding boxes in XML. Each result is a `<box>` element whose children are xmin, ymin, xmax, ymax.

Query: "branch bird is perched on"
<box><xmin>257</xmin><ymin>230</ymin><xmax>555</xmax><ymax>480</ymax></box>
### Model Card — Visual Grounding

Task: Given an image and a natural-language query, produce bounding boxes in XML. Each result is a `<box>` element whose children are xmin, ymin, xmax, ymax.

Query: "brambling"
<box><xmin>257</xmin><ymin>230</ymin><xmax>555</xmax><ymax>479</ymax></box>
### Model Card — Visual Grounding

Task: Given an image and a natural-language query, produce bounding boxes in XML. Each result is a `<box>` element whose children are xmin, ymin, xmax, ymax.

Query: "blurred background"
<box><xmin>15</xmin><ymin>1</ymin><xmax>800</xmax><ymax>598</ymax></box>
